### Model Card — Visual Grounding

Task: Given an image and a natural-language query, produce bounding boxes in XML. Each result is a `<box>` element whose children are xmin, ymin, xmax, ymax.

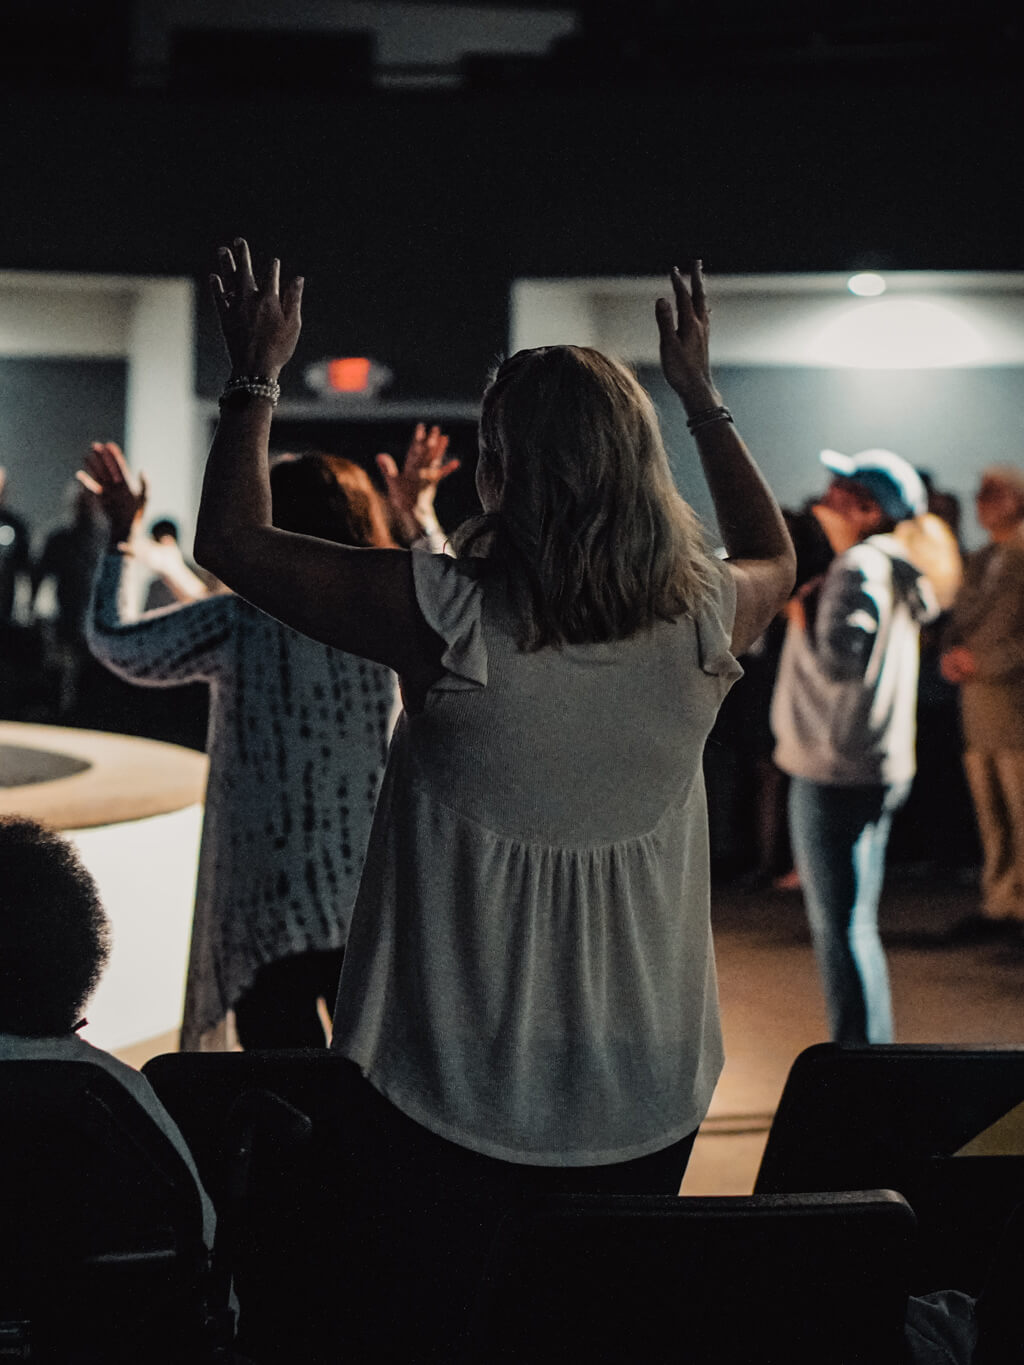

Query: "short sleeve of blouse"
<box><xmin>411</xmin><ymin>552</ymin><xmax>488</xmax><ymax>690</ymax></box>
<box><xmin>695</xmin><ymin>558</ymin><xmax>744</xmax><ymax>682</ymax></box>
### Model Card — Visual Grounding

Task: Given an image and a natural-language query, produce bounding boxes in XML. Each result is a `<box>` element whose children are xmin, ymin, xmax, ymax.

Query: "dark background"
<box><xmin>1</xmin><ymin>43</ymin><xmax>1019</xmax><ymax>404</ymax></box>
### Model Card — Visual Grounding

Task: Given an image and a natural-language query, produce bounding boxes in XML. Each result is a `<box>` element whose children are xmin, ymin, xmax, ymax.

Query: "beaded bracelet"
<box><xmin>219</xmin><ymin>375</ymin><xmax>281</xmax><ymax>407</ymax></box>
<box><xmin>686</xmin><ymin>405</ymin><xmax>734</xmax><ymax>433</ymax></box>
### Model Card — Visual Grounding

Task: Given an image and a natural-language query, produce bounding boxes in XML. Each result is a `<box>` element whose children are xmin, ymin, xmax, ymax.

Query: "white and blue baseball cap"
<box><xmin>820</xmin><ymin>448</ymin><xmax>926</xmax><ymax>522</ymax></box>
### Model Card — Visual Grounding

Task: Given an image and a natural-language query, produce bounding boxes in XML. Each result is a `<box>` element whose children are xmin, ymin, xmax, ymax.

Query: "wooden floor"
<box><xmin>683</xmin><ymin>869</ymin><xmax>1024</xmax><ymax>1194</ymax></box>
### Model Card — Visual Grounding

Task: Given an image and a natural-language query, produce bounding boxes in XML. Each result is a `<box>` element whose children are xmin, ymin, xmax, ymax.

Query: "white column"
<box><xmin>510</xmin><ymin>280</ymin><xmax>599</xmax><ymax>353</ymax></box>
<box><xmin>125</xmin><ymin>279</ymin><xmax>197</xmax><ymax>534</ymax></box>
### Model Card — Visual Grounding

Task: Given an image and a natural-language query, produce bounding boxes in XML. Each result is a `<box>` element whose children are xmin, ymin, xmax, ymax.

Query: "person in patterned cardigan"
<box><xmin>80</xmin><ymin>432</ymin><xmax>456</xmax><ymax>1049</ymax></box>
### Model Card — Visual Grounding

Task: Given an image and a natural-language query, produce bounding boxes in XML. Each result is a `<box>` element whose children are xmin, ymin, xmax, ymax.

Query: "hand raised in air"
<box><xmin>655</xmin><ymin>261</ymin><xmax>716</xmax><ymax>407</ymax></box>
<box><xmin>77</xmin><ymin>441</ymin><xmax>148</xmax><ymax>548</ymax></box>
<box><xmin>210</xmin><ymin>238</ymin><xmax>303</xmax><ymax>380</ymax></box>
<box><xmin>377</xmin><ymin>423</ymin><xmax>460</xmax><ymax>545</ymax></box>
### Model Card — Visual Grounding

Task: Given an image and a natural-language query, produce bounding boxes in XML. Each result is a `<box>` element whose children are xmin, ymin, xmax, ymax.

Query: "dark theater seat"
<box><xmin>143</xmin><ymin>1050</ymin><xmax>385</xmax><ymax>1364</ymax></box>
<box><xmin>755</xmin><ymin>1043</ymin><xmax>1024</xmax><ymax>1292</ymax></box>
<box><xmin>465</xmin><ymin>1190</ymin><xmax>914</xmax><ymax>1365</ymax></box>
<box><xmin>0</xmin><ymin>1059</ymin><xmax>229</xmax><ymax>1362</ymax></box>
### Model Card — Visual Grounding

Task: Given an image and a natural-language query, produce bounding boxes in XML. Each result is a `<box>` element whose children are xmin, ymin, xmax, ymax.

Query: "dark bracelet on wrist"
<box><xmin>686</xmin><ymin>405</ymin><xmax>734</xmax><ymax>434</ymax></box>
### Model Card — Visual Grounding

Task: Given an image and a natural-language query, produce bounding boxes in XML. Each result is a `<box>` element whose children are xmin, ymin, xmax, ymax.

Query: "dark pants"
<box><xmin>233</xmin><ymin>948</ymin><xmax>344</xmax><ymax>1049</ymax></box>
<box><xmin>336</xmin><ymin>1064</ymin><xmax>697</xmax><ymax>1364</ymax></box>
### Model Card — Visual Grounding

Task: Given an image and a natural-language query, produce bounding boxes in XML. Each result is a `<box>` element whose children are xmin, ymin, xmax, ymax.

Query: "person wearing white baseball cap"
<box><xmin>819</xmin><ymin>448</ymin><xmax>927</xmax><ymax>524</ymax></box>
<box><xmin>771</xmin><ymin>447</ymin><xmax>939</xmax><ymax>1044</ymax></box>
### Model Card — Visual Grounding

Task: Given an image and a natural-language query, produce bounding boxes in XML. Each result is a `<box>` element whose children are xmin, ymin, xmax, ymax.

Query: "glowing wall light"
<box><xmin>847</xmin><ymin>272</ymin><xmax>887</xmax><ymax>296</ymax></box>
<box><xmin>813</xmin><ymin>299</ymin><xmax>990</xmax><ymax>369</ymax></box>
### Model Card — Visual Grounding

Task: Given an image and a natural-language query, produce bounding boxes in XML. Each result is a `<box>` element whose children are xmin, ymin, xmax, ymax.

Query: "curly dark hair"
<box><xmin>0</xmin><ymin>817</ymin><xmax>111</xmax><ymax>1036</ymax></box>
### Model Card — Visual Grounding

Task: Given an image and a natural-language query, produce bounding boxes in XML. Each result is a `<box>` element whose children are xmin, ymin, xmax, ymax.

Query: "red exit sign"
<box><xmin>327</xmin><ymin>357</ymin><xmax>373</xmax><ymax>392</ymax></box>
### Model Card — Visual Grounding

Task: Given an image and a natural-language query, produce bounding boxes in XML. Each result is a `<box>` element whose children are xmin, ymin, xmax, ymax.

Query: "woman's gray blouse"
<box><xmin>88</xmin><ymin>553</ymin><xmax>396</xmax><ymax>1049</ymax></box>
<box><xmin>332</xmin><ymin>552</ymin><xmax>741</xmax><ymax>1165</ymax></box>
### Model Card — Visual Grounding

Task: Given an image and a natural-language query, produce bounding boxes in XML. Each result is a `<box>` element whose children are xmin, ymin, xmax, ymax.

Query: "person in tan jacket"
<box><xmin>941</xmin><ymin>466</ymin><xmax>1024</xmax><ymax>937</ymax></box>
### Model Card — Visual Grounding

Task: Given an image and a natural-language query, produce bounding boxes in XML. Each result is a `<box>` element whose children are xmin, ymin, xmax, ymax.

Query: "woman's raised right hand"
<box><xmin>210</xmin><ymin>238</ymin><xmax>303</xmax><ymax>380</ymax></box>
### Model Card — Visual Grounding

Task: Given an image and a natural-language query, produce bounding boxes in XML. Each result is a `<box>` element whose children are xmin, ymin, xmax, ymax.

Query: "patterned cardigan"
<box><xmin>87</xmin><ymin>553</ymin><xmax>397</xmax><ymax>1048</ymax></box>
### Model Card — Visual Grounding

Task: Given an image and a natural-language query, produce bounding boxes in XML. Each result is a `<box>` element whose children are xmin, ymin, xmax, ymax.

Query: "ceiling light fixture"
<box><xmin>847</xmin><ymin>272</ymin><xmax>887</xmax><ymax>297</ymax></box>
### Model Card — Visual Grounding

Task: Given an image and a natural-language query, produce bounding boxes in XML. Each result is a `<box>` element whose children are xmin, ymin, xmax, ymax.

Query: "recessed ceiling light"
<box><xmin>847</xmin><ymin>272</ymin><xmax>887</xmax><ymax>297</ymax></box>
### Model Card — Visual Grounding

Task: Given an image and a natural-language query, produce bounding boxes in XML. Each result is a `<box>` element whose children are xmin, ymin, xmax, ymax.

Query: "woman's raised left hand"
<box><xmin>210</xmin><ymin>238</ymin><xmax>303</xmax><ymax>379</ymax></box>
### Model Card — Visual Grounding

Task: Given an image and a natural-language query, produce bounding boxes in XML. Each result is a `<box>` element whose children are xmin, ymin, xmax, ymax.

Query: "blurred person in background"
<box><xmin>888</xmin><ymin>472</ymin><xmax>974</xmax><ymax>878</ymax></box>
<box><xmin>138</xmin><ymin>517</ymin><xmax>210</xmax><ymax>610</ymax></box>
<box><xmin>771</xmin><ymin>448</ymin><xmax>940</xmax><ymax>1044</ymax></box>
<box><xmin>941</xmin><ymin>466</ymin><xmax>1024</xmax><ymax>940</ymax></box>
<box><xmin>0</xmin><ymin>466</ymin><xmax>32</xmax><ymax>629</ymax></box>
<box><xmin>715</xmin><ymin>504</ymin><xmax>834</xmax><ymax>893</ymax></box>
<box><xmin>81</xmin><ymin>430</ymin><xmax>456</xmax><ymax>1051</ymax></box>
<box><xmin>32</xmin><ymin>480</ymin><xmax>106</xmax><ymax>717</ymax></box>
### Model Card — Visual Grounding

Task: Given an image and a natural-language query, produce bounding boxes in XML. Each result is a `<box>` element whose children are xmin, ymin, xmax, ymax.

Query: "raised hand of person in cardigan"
<box><xmin>655</xmin><ymin>261</ymin><xmax>721</xmax><ymax>412</ymax></box>
<box><xmin>77</xmin><ymin>441</ymin><xmax>148</xmax><ymax>550</ymax></box>
<box><xmin>210</xmin><ymin>238</ymin><xmax>303</xmax><ymax>385</ymax></box>
<box><xmin>376</xmin><ymin>423</ymin><xmax>460</xmax><ymax>545</ymax></box>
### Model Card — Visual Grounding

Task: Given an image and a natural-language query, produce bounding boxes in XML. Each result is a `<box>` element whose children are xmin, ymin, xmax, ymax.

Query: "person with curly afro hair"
<box><xmin>0</xmin><ymin>816</ymin><xmax>111</xmax><ymax>1036</ymax></box>
<box><xmin>0</xmin><ymin>816</ymin><xmax>214</xmax><ymax>1245</ymax></box>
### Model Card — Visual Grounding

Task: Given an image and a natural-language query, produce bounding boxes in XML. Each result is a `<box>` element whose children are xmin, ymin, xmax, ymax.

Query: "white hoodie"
<box><xmin>771</xmin><ymin>533</ymin><xmax>939</xmax><ymax>786</ymax></box>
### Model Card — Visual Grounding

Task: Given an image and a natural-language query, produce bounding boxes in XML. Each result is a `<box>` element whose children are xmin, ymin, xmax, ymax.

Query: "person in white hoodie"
<box><xmin>771</xmin><ymin>449</ymin><xmax>938</xmax><ymax>1044</ymax></box>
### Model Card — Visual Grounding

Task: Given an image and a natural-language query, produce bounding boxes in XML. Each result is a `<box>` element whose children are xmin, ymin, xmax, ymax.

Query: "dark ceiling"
<box><xmin>1</xmin><ymin>0</ymin><xmax>1020</xmax><ymax>94</ymax></box>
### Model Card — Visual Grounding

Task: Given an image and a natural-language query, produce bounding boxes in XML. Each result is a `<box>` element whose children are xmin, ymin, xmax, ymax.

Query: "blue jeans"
<box><xmin>788</xmin><ymin>777</ymin><xmax>912</xmax><ymax>1045</ymax></box>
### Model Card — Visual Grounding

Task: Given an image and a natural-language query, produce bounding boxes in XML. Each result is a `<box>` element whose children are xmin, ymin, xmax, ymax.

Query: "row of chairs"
<box><xmin>0</xmin><ymin>1060</ymin><xmax>235</xmax><ymax>1363</ymax></box>
<box><xmin>4</xmin><ymin>1044</ymin><xmax>1024</xmax><ymax>1361</ymax></box>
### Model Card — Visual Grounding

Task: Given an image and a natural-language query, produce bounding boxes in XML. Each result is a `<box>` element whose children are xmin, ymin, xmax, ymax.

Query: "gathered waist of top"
<box><xmin>398</xmin><ymin>766</ymin><xmax>703</xmax><ymax>852</ymax></box>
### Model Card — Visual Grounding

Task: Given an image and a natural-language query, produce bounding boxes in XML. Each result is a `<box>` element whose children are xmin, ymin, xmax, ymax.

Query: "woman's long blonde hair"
<box><xmin>454</xmin><ymin>346</ymin><xmax>715</xmax><ymax>649</ymax></box>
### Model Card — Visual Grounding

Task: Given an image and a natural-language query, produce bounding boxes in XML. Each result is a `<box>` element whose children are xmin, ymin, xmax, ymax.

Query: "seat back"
<box><xmin>0</xmin><ymin>1059</ymin><xmax>212</xmax><ymax>1362</ymax></box>
<box><xmin>466</xmin><ymin>1189</ymin><xmax>915</xmax><ymax>1365</ymax></box>
<box><xmin>755</xmin><ymin>1043</ymin><xmax>1024</xmax><ymax>1291</ymax></box>
<box><xmin>143</xmin><ymin>1050</ymin><xmax>376</xmax><ymax>1365</ymax></box>
<box><xmin>142</xmin><ymin>1050</ymin><xmax>358</xmax><ymax>1204</ymax></box>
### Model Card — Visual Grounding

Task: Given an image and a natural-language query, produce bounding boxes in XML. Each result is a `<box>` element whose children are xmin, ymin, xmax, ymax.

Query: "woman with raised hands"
<box><xmin>198</xmin><ymin>240</ymin><xmax>794</xmax><ymax>1352</ymax></box>
<box><xmin>81</xmin><ymin>425</ymin><xmax>455</xmax><ymax>1053</ymax></box>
